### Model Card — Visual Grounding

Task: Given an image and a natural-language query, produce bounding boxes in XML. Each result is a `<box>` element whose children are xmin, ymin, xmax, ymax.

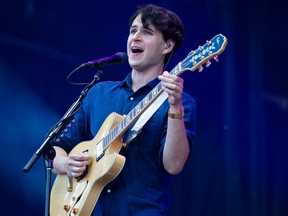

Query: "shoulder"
<box><xmin>95</xmin><ymin>80</ymin><xmax>121</xmax><ymax>88</ymax></box>
<box><xmin>90</xmin><ymin>80</ymin><xmax>122</xmax><ymax>92</ymax></box>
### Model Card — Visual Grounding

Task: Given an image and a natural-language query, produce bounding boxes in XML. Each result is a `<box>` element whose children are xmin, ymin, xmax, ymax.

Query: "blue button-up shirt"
<box><xmin>54</xmin><ymin>72</ymin><xmax>196</xmax><ymax>215</ymax></box>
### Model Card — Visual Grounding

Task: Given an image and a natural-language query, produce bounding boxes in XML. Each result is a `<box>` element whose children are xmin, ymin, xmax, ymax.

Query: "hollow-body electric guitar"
<box><xmin>50</xmin><ymin>34</ymin><xmax>228</xmax><ymax>216</ymax></box>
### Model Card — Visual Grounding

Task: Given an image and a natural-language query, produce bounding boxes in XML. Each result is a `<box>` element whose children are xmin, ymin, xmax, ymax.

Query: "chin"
<box><xmin>129</xmin><ymin>59</ymin><xmax>139</xmax><ymax>67</ymax></box>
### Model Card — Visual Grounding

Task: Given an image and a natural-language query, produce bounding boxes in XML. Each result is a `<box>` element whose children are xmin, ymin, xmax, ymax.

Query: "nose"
<box><xmin>132</xmin><ymin>30</ymin><xmax>142</xmax><ymax>41</ymax></box>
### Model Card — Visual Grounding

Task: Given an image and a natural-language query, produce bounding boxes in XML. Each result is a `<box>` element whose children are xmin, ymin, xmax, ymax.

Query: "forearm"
<box><xmin>52</xmin><ymin>146</ymin><xmax>69</xmax><ymax>174</ymax></box>
<box><xmin>163</xmin><ymin>116</ymin><xmax>190</xmax><ymax>175</ymax></box>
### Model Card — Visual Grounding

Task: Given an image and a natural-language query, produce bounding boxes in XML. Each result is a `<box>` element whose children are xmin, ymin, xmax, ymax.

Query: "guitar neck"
<box><xmin>102</xmin><ymin>79</ymin><xmax>164</xmax><ymax>149</ymax></box>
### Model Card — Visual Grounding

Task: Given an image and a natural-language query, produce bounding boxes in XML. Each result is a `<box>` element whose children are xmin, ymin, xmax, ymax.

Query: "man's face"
<box><xmin>127</xmin><ymin>15</ymin><xmax>167</xmax><ymax>72</ymax></box>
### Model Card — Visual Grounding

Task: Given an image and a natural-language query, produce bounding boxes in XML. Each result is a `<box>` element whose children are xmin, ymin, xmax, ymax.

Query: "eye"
<box><xmin>130</xmin><ymin>29</ymin><xmax>135</xmax><ymax>34</ymax></box>
<box><xmin>129</xmin><ymin>28</ymin><xmax>137</xmax><ymax>35</ymax></box>
<box><xmin>143</xmin><ymin>30</ymin><xmax>153</xmax><ymax>35</ymax></box>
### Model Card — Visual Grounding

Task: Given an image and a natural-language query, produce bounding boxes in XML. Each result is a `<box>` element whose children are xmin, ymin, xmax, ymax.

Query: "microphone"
<box><xmin>79</xmin><ymin>52</ymin><xmax>128</xmax><ymax>69</ymax></box>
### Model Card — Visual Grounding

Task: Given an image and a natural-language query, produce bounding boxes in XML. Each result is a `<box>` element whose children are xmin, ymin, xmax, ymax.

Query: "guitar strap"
<box><xmin>126</xmin><ymin>91</ymin><xmax>168</xmax><ymax>144</ymax></box>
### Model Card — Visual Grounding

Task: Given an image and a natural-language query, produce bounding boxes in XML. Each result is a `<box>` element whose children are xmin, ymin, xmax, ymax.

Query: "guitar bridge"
<box><xmin>67</xmin><ymin>176</ymin><xmax>73</xmax><ymax>192</ymax></box>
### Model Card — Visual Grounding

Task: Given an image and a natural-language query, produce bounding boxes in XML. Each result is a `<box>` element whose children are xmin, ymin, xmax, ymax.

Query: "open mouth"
<box><xmin>131</xmin><ymin>46</ymin><xmax>144</xmax><ymax>53</ymax></box>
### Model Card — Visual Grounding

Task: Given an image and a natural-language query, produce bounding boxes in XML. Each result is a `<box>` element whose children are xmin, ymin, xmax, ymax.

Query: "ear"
<box><xmin>165</xmin><ymin>43</ymin><xmax>171</xmax><ymax>49</ymax></box>
<box><xmin>163</xmin><ymin>40</ymin><xmax>175</xmax><ymax>54</ymax></box>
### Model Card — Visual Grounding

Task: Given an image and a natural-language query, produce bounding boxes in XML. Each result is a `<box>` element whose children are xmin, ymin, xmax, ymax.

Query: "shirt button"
<box><xmin>130</xmin><ymin>97</ymin><xmax>134</xmax><ymax>101</ymax></box>
<box><xmin>107</xmin><ymin>189</ymin><xmax>111</xmax><ymax>193</ymax></box>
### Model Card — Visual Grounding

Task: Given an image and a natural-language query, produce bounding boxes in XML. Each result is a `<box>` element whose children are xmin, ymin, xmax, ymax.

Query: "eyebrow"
<box><xmin>130</xmin><ymin>24</ymin><xmax>156</xmax><ymax>33</ymax></box>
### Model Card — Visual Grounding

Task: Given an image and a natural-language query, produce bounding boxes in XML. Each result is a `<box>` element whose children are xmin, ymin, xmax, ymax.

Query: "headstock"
<box><xmin>179</xmin><ymin>34</ymin><xmax>228</xmax><ymax>74</ymax></box>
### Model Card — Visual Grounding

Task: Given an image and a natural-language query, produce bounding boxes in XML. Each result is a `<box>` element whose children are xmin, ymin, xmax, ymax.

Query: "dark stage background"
<box><xmin>0</xmin><ymin>0</ymin><xmax>287</xmax><ymax>215</ymax></box>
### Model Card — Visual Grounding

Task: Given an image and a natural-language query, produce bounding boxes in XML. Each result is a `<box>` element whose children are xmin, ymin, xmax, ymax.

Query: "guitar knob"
<box><xmin>214</xmin><ymin>56</ymin><xmax>219</xmax><ymax>62</ymax></box>
<box><xmin>206</xmin><ymin>61</ymin><xmax>211</xmax><ymax>67</ymax></box>
<box><xmin>63</xmin><ymin>205</ymin><xmax>70</xmax><ymax>212</ymax></box>
<box><xmin>198</xmin><ymin>66</ymin><xmax>204</xmax><ymax>72</ymax></box>
<box><xmin>73</xmin><ymin>208</ymin><xmax>79</xmax><ymax>215</ymax></box>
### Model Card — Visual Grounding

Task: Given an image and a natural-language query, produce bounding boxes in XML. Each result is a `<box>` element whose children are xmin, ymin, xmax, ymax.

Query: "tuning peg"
<box><xmin>214</xmin><ymin>56</ymin><xmax>219</xmax><ymax>62</ymax></box>
<box><xmin>198</xmin><ymin>66</ymin><xmax>204</xmax><ymax>72</ymax></box>
<box><xmin>206</xmin><ymin>40</ymin><xmax>212</xmax><ymax>45</ymax></box>
<box><xmin>206</xmin><ymin>61</ymin><xmax>211</xmax><ymax>67</ymax></box>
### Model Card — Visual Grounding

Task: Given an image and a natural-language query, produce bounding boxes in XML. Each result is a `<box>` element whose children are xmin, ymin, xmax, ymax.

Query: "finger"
<box><xmin>71</xmin><ymin>166</ymin><xmax>86</xmax><ymax>173</ymax></box>
<box><xmin>66</xmin><ymin>160</ymin><xmax>88</xmax><ymax>177</ymax></box>
<box><xmin>67</xmin><ymin>155</ymin><xmax>90</xmax><ymax>170</ymax></box>
<box><xmin>162</xmin><ymin>82</ymin><xmax>177</xmax><ymax>90</ymax></box>
<box><xmin>159</xmin><ymin>74</ymin><xmax>178</xmax><ymax>84</ymax></box>
<box><xmin>162</xmin><ymin>81</ymin><xmax>183</xmax><ymax>96</ymax></box>
<box><xmin>70</xmin><ymin>152</ymin><xmax>91</xmax><ymax>162</ymax></box>
<box><xmin>163</xmin><ymin>71</ymin><xmax>180</xmax><ymax>81</ymax></box>
<box><xmin>69</xmin><ymin>168</ymin><xmax>85</xmax><ymax>177</ymax></box>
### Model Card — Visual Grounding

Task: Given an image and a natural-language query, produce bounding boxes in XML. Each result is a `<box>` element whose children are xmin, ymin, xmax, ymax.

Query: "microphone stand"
<box><xmin>23</xmin><ymin>69</ymin><xmax>104</xmax><ymax>216</ymax></box>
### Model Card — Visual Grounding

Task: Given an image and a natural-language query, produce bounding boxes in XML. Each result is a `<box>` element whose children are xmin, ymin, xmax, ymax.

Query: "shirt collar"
<box><xmin>120</xmin><ymin>72</ymin><xmax>160</xmax><ymax>90</ymax></box>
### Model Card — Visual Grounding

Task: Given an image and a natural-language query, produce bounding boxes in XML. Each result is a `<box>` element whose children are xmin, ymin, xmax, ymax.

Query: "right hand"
<box><xmin>64</xmin><ymin>152</ymin><xmax>91</xmax><ymax>177</ymax></box>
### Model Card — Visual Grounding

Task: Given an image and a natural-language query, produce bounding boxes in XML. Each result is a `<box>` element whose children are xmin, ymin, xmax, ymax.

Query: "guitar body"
<box><xmin>50</xmin><ymin>112</ymin><xmax>126</xmax><ymax>216</ymax></box>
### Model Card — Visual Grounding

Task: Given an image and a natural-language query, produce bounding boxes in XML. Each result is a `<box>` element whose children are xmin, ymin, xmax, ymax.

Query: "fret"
<box><xmin>107</xmin><ymin>125</ymin><xmax>116</xmax><ymax>147</ymax></box>
<box><xmin>107</xmin><ymin>134</ymin><xmax>111</xmax><ymax>148</ymax></box>
<box><xmin>148</xmin><ymin>92</ymin><xmax>152</xmax><ymax>101</ymax></box>
<box><xmin>126</xmin><ymin>113</ymin><xmax>130</xmax><ymax>124</ymax></box>
<box><xmin>131</xmin><ymin>110</ymin><xmax>135</xmax><ymax>120</ymax></box>
<box><xmin>177</xmin><ymin>62</ymin><xmax>181</xmax><ymax>75</ymax></box>
<box><xmin>122</xmin><ymin>119</ymin><xmax>125</xmax><ymax>129</ymax></box>
<box><xmin>102</xmin><ymin>136</ymin><xmax>108</xmax><ymax>149</ymax></box>
<box><xmin>117</xmin><ymin>124</ymin><xmax>121</xmax><ymax>134</ymax></box>
<box><xmin>112</xmin><ymin>128</ymin><xmax>116</xmax><ymax>140</ymax></box>
<box><xmin>152</xmin><ymin>88</ymin><xmax>157</xmax><ymax>96</ymax></box>
<box><xmin>170</xmin><ymin>68</ymin><xmax>175</xmax><ymax>76</ymax></box>
<box><xmin>157</xmin><ymin>83</ymin><xmax>162</xmax><ymax>91</ymax></box>
<box><xmin>107</xmin><ymin>133</ymin><xmax>111</xmax><ymax>146</ymax></box>
<box><xmin>114</xmin><ymin>125</ymin><xmax>119</xmax><ymax>136</ymax></box>
<box><xmin>136</xmin><ymin>104</ymin><xmax>140</xmax><ymax>114</ymax></box>
<box><xmin>120</xmin><ymin>119</ymin><xmax>124</xmax><ymax>131</ymax></box>
<box><xmin>132</xmin><ymin>108</ymin><xmax>136</xmax><ymax>118</ymax></box>
<box><xmin>129</xmin><ymin>112</ymin><xmax>133</xmax><ymax>121</ymax></box>
<box><xmin>144</xmin><ymin>96</ymin><xmax>148</xmax><ymax>105</ymax></box>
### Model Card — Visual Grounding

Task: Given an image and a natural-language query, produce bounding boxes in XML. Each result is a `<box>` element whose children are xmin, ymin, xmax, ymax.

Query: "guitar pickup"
<box><xmin>96</xmin><ymin>152</ymin><xmax>104</xmax><ymax>162</ymax></box>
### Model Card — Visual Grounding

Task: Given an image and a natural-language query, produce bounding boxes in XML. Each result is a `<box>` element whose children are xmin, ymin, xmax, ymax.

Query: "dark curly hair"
<box><xmin>129</xmin><ymin>4</ymin><xmax>184</xmax><ymax>64</ymax></box>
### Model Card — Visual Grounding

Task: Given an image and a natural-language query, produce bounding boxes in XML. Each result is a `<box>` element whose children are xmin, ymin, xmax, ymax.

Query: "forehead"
<box><xmin>131</xmin><ymin>15</ymin><xmax>155</xmax><ymax>30</ymax></box>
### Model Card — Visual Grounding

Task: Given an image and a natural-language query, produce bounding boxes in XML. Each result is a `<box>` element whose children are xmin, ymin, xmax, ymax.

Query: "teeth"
<box><xmin>131</xmin><ymin>46</ymin><xmax>143</xmax><ymax>53</ymax></box>
<box><xmin>133</xmin><ymin>49</ymin><xmax>142</xmax><ymax>53</ymax></box>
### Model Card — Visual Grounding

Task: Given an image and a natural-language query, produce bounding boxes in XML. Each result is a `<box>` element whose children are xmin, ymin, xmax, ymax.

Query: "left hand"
<box><xmin>158</xmin><ymin>71</ymin><xmax>183</xmax><ymax>109</ymax></box>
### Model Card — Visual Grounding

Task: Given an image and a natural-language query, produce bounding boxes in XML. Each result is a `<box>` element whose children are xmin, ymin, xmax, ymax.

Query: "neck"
<box><xmin>131</xmin><ymin>65</ymin><xmax>164</xmax><ymax>92</ymax></box>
